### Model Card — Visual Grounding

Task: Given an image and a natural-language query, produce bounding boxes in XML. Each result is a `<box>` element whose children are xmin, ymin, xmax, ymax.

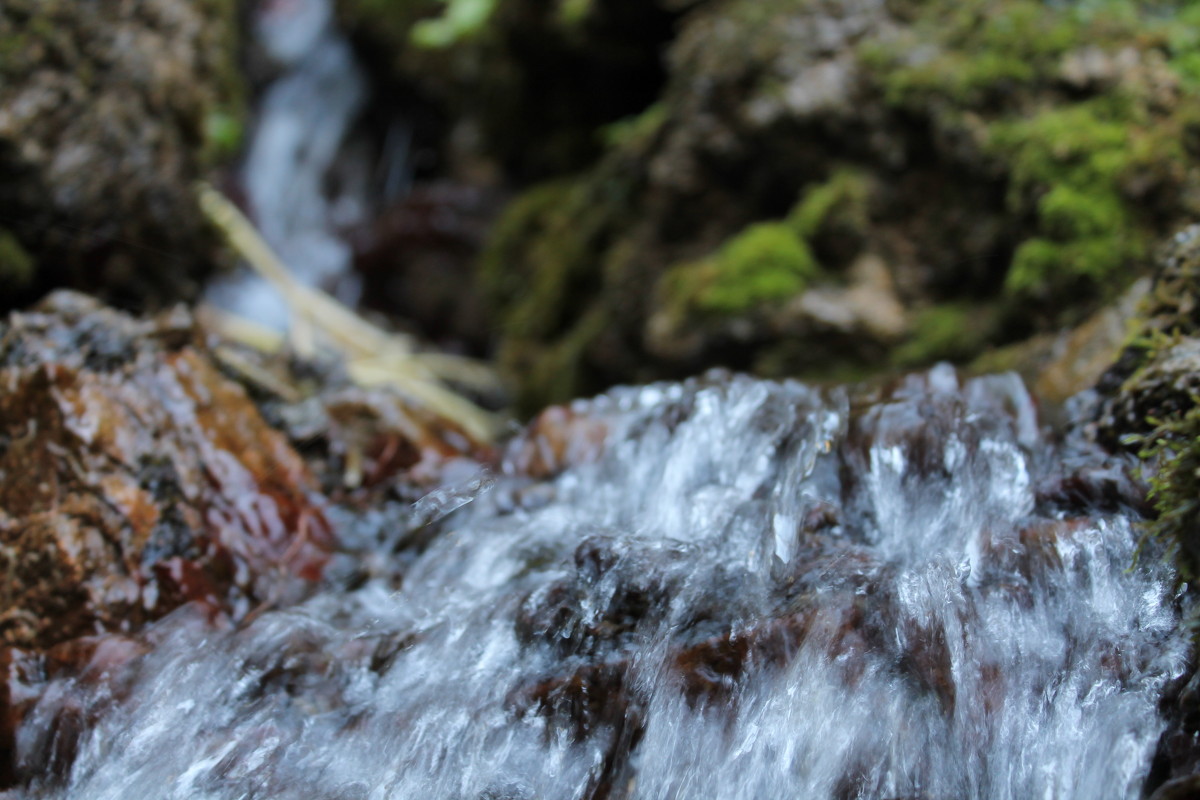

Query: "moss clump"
<box><xmin>864</xmin><ymin>0</ymin><xmax>1200</xmax><ymax>307</ymax></box>
<box><xmin>664</xmin><ymin>222</ymin><xmax>818</xmax><ymax>318</ymax></box>
<box><xmin>893</xmin><ymin>303</ymin><xmax>996</xmax><ymax>367</ymax></box>
<box><xmin>202</xmin><ymin>108</ymin><xmax>244</xmax><ymax>164</ymax></box>
<box><xmin>788</xmin><ymin>168</ymin><xmax>871</xmax><ymax>241</ymax></box>
<box><xmin>368</xmin><ymin>0</ymin><xmax>593</xmax><ymax>49</ymax></box>
<box><xmin>599</xmin><ymin>102</ymin><xmax>667</xmax><ymax>150</ymax></box>
<box><xmin>868</xmin><ymin>0</ymin><xmax>1083</xmax><ymax>107</ymax></box>
<box><xmin>659</xmin><ymin>168</ymin><xmax>870</xmax><ymax>321</ymax></box>
<box><xmin>475</xmin><ymin>170</ymin><xmax>636</xmax><ymax>411</ymax></box>
<box><xmin>701</xmin><ymin>223</ymin><xmax>818</xmax><ymax>313</ymax></box>
<box><xmin>411</xmin><ymin>0</ymin><xmax>497</xmax><ymax>48</ymax></box>
<box><xmin>519</xmin><ymin>305</ymin><xmax>609</xmax><ymax>415</ymax></box>
<box><xmin>479</xmin><ymin>176</ymin><xmax>623</xmax><ymax>340</ymax></box>
<box><xmin>1167</xmin><ymin>5</ymin><xmax>1200</xmax><ymax>88</ymax></box>
<box><xmin>988</xmin><ymin>100</ymin><xmax>1144</xmax><ymax>296</ymax></box>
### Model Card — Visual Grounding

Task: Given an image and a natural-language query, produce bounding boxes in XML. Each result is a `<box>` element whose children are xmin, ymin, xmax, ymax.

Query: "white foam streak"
<box><xmin>28</xmin><ymin>372</ymin><xmax>1187</xmax><ymax>800</ymax></box>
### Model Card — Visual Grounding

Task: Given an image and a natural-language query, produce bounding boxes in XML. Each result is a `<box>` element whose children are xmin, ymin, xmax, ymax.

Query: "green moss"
<box><xmin>0</xmin><ymin>230</ymin><xmax>34</xmax><ymax>288</ymax></box>
<box><xmin>411</xmin><ymin>0</ymin><xmax>496</xmax><ymax>48</ymax></box>
<box><xmin>555</xmin><ymin>0</ymin><xmax>593</xmax><ymax>27</ymax></box>
<box><xmin>479</xmin><ymin>180</ymin><xmax>579</xmax><ymax>339</ymax></box>
<box><xmin>1094</xmin><ymin>230</ymin><xmax>1200</xmax><ymax>583</ymax></box>
<box><xmin>337</xmin><ymin>0</ymin><xmax>441</xmax><ymax>58</ymax></box>
<box><xmin>861</xmin><ymin>0</ymin><xmax>1200</xmax><ymax>307</ymax></box>
<box><xmin>478</xmin><ymin>170</ymin><xmax>631</xmax><ymax>342</ymax></box>
<box><xmin>893</xmin><ymin>303</ymin><xmax>995</xmax><ymax>367</ymax></box>
<box><xmin>870</xmin><ymin>0</ymin><xmax>1090</xmax><ymax>107</ymax></box>
<box><xmin>1138</xmin><ymin>399</ymin><xmax>1200</xmax><ymax>580</ymax></box>
<box><xmin>513</xmin><ymin>304</ymin><xmax>608</xmax><ymax>414</ymax></box>
<box><xmin>1167</xmin><ymin>6</ymin><xmax>1200</xmax><ymax>88</ymax></box>
<box><xmin>1037</xmin><ymin>184</ymin><xmax>1125</xmax><ymax>239</ymax></box>
<box><xmin>788</xmin><ymin>168</ymin><xmax>871</xmax><ymax>241</ymax></box>
<box><xmin>756</xmin><ymin>348</ymin><xmax>879</xmax><ymax>386</ymax></box>
<box><xmin>989</xmin><ymin>102</ymin><xmax>1132</xmax><ymax>190</ymax></box>
<box><xmin>787</xmin><ymin>169</ymin><xmax>873</xmax><ymax>256</ymax></box>
<box><xmin>202</xmin><ymin>109</ymin><xmax>243</xmax><ymax>163</ymax></box>
<box><xmin>699</xmin><ymin>222</ymin><xmax>817</xmax><ymax>314</ymax></box>
<box><xmin>656</xmin><ymin>170</ymin><xmax>870</xmax><ymax>323</ymax></box>
<box><xmin>599</xmin><ymin>102</ymin><xmax>667</xmax><ymax>150</ymax></box>
<box><xmin>987</xmin><ymin>100</ymin><xmax>1146</xmax><ymax>296</ymax></box>
<box><xmin>408</xmin><ymin>0</ymin><xmax>598</xmax><ymax>49</ymax></box>
<box><xmin>656</xmin><ymin>221</ymin><xmax>819</xmax><ymax>329</ymax></box>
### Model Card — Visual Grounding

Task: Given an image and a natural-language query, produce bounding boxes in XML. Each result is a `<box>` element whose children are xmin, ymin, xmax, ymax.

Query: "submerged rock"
<box><xmin>0</xmin><ymin>365</ymin><xmax>1185</xmax><ymax>799</ymax></box>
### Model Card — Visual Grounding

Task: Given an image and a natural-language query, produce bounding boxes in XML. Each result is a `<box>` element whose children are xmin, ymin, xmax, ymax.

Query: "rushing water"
<box><xmin>203</xmin><ymin>0</ymin><xmax>369</xmax><ymax>329</ymax></box>
<box><xmin>21</xmin><ymin>368</ymin><xmax>1190</xmax><ymax>799</ymax></box>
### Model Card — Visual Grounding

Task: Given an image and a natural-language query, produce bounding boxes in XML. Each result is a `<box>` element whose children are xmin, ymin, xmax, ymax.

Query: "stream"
<box><xmin>202</xmin><ymin>0</ymin><xmax>371</xmax><ymax>330</ymax></box>
<box><xmin>57</xmin><ymin>4</ymin><xmax>1191</xmax><ymax>795</ymax></box>
<box><xmin>17</xmin><ymin>367</ymin><xmax>1189</xmax><ymax>799</ymax></box>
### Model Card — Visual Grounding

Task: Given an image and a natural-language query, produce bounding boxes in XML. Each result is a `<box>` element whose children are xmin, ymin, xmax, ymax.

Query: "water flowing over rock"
<box><xmin>204</xmin><ymin>0</ymin><xmax>371</xmax><ymax>329</ymax></box>
<box><xmin>7</xmin><ymin>365</ymin><xmax>1188</xmax><ymax>798</ymax></box>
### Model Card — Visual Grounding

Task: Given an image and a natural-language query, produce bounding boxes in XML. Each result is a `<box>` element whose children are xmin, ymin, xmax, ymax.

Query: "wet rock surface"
<box><xmin>0</xmin><ymin>360</ymin><xmax>1184</xmax><ymax>798</ymax></box>
<box><xmin>0</xmin><ymin>293</ymin><xmax>494</xmax><ymax>789</ymax></box>
<box><xmin>0</xmin><ymin>292</ymin><xmax>334</xmax><ymax>649</ymax></box>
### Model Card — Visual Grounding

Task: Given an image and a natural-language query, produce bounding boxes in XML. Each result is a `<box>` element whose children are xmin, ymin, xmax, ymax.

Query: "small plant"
<box><xmin>411</xmin><ymin>0</ymin><xmax>497</xmax><ymax>48</ymax></box>
<box><xmin>1138</xmin><ymin>401</ymin><xmax>1200</xmax><ymax>580</ymax></box>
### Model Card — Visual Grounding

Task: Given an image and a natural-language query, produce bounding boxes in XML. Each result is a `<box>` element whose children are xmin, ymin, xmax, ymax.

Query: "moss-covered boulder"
<box><xmin>1084</xmin><ymin>227</ymin><xmax>1200</xmax><ymax>581</ymax></box>
<box><xmin>0</xmin><ymin>0</ymin><xmax>243</xmax><ymax>310</ymax></box>
<box><xmin>470</xmin><ymin>0</ymin><xmax>1200</xmax><ymax>411</ymax></box>
<box><xmin>1083</xmin><ymin>225</ymin><xmax>1200</xmax><ymax>793</ymax></box>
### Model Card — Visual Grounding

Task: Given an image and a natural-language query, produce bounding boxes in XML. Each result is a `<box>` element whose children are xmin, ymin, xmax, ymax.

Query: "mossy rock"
<box><xmin>1085</xmin><ymin>227</ymin><xmax>1200</xmax><ymax>582</ymax></box>
<box><xmin>690</xmin><ymin>222</ymin><xmax>819</xmax><ymax>316</ymax></box>
<box><xmin>471</xmin><ymin>0</ymin><xmax>1200</xmax><ymax>409</ymax></box>
<box><xmin>867</xmin><ymin>0</ymin><xmax>1200</xmax><ymax>305</ymax></box>
<box><xmin>0</xmin><ymin>0</ymin><xmax>244</xmax><ymax>310</ymax></box>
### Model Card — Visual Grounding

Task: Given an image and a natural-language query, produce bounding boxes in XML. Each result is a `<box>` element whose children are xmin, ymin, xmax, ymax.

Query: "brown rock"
<box><xmin>0</xmin><ymin>292</ymin><xmax>333</xmax><ymax>650</ymax></box>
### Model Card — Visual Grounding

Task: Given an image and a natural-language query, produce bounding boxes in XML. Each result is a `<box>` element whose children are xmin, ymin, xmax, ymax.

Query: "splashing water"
<box><xmin>20</xmin><ymin>368</ymin><xmax>1189</xmax><ymax>799</ymax></box>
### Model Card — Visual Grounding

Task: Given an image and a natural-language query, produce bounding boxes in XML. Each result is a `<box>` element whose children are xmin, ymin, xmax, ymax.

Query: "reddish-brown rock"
<box><xmin>0</xmin><ymin>291</ymin><xmax>334</xmax><ymax>650</ymax></box>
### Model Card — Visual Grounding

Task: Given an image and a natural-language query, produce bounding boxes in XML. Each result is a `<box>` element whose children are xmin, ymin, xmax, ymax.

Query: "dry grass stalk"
<box><xmin>195</xmin><ymin>182</ymin><xmax>503</xmax><ymax>442</ymax></box>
